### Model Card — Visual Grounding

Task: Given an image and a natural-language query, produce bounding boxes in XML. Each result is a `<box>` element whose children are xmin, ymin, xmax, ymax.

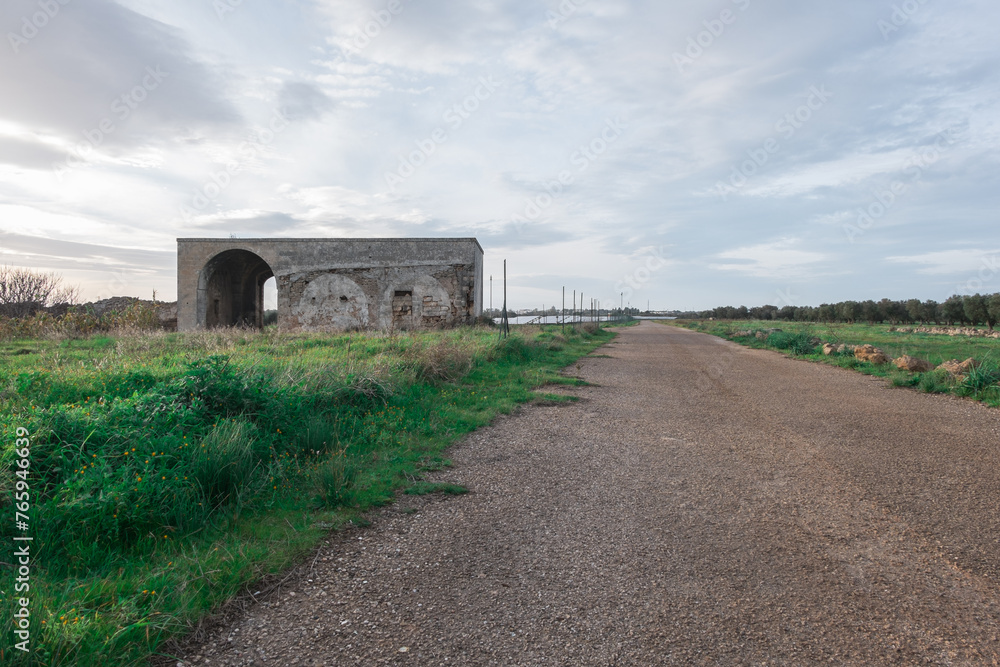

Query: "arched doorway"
<box><xmin>198</xmin><ymin>249</ymin><xmax>275</xmax><ymax>328</ymax></box>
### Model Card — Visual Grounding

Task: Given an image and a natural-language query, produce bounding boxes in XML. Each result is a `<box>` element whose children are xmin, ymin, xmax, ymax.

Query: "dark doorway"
<box><xmin>199</xmin><ymin>249</ymin><xmax>274</xmax><ymax>328</ymax></box>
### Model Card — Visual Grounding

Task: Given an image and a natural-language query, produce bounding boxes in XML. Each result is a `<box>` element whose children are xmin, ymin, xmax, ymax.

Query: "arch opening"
<box><xmin>198</xmin><ymin>249</ymin><xmax>275</xmax><ymax>329</ymax></box>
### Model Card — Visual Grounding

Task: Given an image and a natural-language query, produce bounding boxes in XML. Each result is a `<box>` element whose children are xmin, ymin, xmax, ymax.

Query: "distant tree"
<box><xmin>777</xmin><ymin>305</ymin><xmax>796</xmax><ymax>321</ymax></box>
<box><xmin>834</xmin><ymin>301</ymin><xmax>857</xmax><ymax>322</ymax></box>
<box><xmin>987</xmin><ymin>293</ymin><xmax>1000</xmax><ymax>331</ymax></box>
<box><xmin>879</xmin><ymin>298</ymin><xmax>907</xmax><ymax>324</ymax></box>
<box><xmin>921</xmin><ymin>300</ymin><xmax>939</xmax><ymax>324</ymax></box>
<box><xmin>794</xmin><ymin>305</ymin><xmax>816</xmax><ymax>322</ymax></box>
<box><xmin>942</xmin><ymin>295</ymin><xmax>966</xmax><ymax>325</ymax></box>
<box><xmin>0</xmin><ymin>265</ymin><xmax>80</xmax><ymax>318</ymax></box>
<box><xmin>860</xmin><ymin>300</ymin><xmax>881</xmax><ymax>323</ymax></box>
<box><xmin>816</xmin><ymin>303</ymin><xmax>835</xmax><ymax>322</ymax></box>
<box><xmin>962</xmin><ymin>294</ymin><xmax>989</xmax><ymax>327</ymax></box>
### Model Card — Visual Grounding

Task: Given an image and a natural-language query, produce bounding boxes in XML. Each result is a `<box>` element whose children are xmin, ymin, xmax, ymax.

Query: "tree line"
<box><xmin>676</xmin><ymin>293</ymin><xmax>1000</xmax><ymax>330</ymax></box>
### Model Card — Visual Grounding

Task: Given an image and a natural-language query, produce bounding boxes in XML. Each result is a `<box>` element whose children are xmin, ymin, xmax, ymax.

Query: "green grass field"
<box><xmin>0</xmin><ymin>324</ymin><xmax>611</xmax><ymax>665</ymax></box>
<box><xmin>666</xmin><ymin>319</ymin><xmax>1000</xmax><ymax>407</ymax></box>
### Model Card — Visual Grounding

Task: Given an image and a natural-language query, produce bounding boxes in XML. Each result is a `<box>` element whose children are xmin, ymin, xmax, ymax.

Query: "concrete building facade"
<box><xmin>177</xmin><ymin>238</ymin><xmax>483</xmax><ymax>332</ymax></box>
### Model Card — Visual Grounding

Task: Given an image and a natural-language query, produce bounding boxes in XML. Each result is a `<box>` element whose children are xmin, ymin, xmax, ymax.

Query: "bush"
<box><xmin>766</xmin><ymin>331</ymin><xmax>817</xmax><ymax>355</ymax></box>
<box><xmin>918</xmin><ymin>370</ymin><xmax>952</xmax><ymax>394</ymax></box>
<box><xmin>409</xmin><ymin>339</ymin><xmax>476</xmax><ymax>383</ymax></box>
<box><xmin>957</xmin><ymin>360</ymin><xmax>1000</xmax><ymax>396</ymax></box>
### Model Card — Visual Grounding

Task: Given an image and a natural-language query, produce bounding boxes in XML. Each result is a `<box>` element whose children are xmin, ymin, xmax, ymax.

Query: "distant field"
<box><xmin>665</xmin><ymin>319</ymin><xmax>1000</xmax><ymax>407</ymax></box>
<box><xmin>0</xmin><ymin>324</ymin><xmax>611</xmax><ymax>666</ymax></box>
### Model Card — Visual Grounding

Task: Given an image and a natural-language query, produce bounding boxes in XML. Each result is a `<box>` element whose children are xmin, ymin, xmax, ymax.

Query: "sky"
<box><xmin>0</xmin><ymin>0</ymin><xmax>998</xmax><ymax>312</ymax></box>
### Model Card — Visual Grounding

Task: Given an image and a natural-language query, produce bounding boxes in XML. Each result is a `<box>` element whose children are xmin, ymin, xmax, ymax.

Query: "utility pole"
<box><xmin>500</xmin><ymin>260</ymin><xmax>510</xmax><ymax>339</ymax></box>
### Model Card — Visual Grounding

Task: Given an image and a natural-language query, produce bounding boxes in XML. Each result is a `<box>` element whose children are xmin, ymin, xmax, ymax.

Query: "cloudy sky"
<box><xmin>1</xmin><ymin>0</ymin><xmax>997</xmax><ymax>311</ymax></box>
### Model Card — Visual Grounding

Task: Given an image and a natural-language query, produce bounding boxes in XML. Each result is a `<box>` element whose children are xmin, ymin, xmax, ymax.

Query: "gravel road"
<box><xmin>174</xmin><ymin>321</ymin><xmax>1000</xmax><ymax>666</ymax></box>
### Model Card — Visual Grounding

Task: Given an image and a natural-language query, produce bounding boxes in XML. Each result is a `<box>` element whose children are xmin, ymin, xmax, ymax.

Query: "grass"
<box><xmin>666</xmin><ymin>319</ymin><xmax>1000</xmax><ymax>407</ymax></box>
<box><xmin>403</xmin><ymin>481</ymin><xmax>469</xmax><ymax>496</ymax></box>
<box><xmin>0</xmin><ymin>324</ymin><xmax>613</xmax><ymax>665</ymax></box>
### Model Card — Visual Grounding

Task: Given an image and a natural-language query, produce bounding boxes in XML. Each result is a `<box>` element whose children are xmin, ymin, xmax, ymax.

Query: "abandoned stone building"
<box><xmin>176</xmin><ymin>238</ymin><xmax>483</xmax><ymax>331</ymax></box>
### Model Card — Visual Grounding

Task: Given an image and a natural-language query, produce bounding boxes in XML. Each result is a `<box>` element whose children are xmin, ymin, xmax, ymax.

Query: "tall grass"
<box><xmin>0</xmin><ymin>324</ymin><xmax>611</xmax><ymax>665</ymax></box>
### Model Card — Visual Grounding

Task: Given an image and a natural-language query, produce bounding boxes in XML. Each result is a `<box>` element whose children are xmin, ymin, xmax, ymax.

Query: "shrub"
<box><xmin>957</xmin><ymin>359</ymin><xmax>1000</xmax><ymax>396</ymax></box>
<box><xmin>409</xmin><ymin>339</ymin><xmax>475</xmax><ymax>383</ymax></box>
<box><xmin>766</xmin><ymin>331</ymin><xmax>816</xmax><ymax>355</ymax></box>
<box><xmin>315</xmin><ymin>451</ymin><xmax>358</xmax><ymax>507</ymax></box>
<box><xmin>918</xmin><ymin>370</ymin><xmax>952</xmax><ymax>394</ymax></box>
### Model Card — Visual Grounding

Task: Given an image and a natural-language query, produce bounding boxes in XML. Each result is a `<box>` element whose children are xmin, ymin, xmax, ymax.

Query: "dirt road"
<box><xmin>177</xmin><ymin>322</ymin><xmax>1000</xmax><ymax>665</ymax></box>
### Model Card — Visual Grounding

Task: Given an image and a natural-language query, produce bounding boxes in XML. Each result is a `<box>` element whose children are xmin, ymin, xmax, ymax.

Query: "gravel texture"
<box><xmin>171</xmin><ymin>322</ymin><xmax>1000</xmax><ymax>666</ymax></box>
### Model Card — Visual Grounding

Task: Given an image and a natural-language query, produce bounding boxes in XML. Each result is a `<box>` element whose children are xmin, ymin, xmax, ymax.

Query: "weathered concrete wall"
<box><xmin>177</xmin><ymin>238</ymin><xmax>483</xmax><ymax>332</ymax></box>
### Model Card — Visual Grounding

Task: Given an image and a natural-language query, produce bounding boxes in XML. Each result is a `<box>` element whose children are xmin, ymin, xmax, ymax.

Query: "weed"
<box><xmin>919</xmin><ymin>370</ymin><xmax>953</xmax><ymax>394</ymax></box>
<box><xmin>315</xmin><ymin>451</ymin><xmax>358</xmax><ymax>507</ymax></box>
<box><xmin>957</xmin><ymin>358</ymin><xmax>1000</xmax><ymax>396</ymax></box>
<box><xmin>766</xmin><ymin>331</ymin><xmax>817</xmax><ymax>355</ymax></box>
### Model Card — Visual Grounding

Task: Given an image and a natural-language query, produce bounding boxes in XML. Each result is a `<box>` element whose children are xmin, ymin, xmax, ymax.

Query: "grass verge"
<box><xmin>665</xmin><ymin>319</ymin><xmax>1000</xmax><ymax>407</ymax></box>
<box><xmin>0</xmin><ymin>324</ymin><xmax>612</xmax><ymax>665</ymax></box>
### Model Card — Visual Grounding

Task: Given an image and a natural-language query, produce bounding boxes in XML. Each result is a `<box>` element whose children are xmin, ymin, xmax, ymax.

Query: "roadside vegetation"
<box><xmin>0</xmin><ymin>324</ymin><xmax>611</xmax><ymax>665</ymax></box>
<box><xmin>668</xmin><ymin>319</ymin><xmax>1000</xmax><ymax>407</ymax></box>
<box><xmin>673</xmin><ymin>292</ymin><xmax>1000</xmax><ymax>329</ymax></box>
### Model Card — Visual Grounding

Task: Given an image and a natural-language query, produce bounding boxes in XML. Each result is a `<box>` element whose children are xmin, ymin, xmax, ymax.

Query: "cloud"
<box><xmin>0</xmin><ymin>230</ymin><xmax>173</xmax><ymax>271</ymax></box>
<box><xmin>0</xmin><ymin>135</ymin><xmax>66</xmax><ymax>168</ymax></box>
<box><xmin>277</xmin><ymin>81</ymin><xmax>335</xmax><ymax>120</ymax></box>
<box><xmin>886</xmin><ymin>248</ymin><xmax>1000</xmax><ymax>275</ymax></box>
<box><xmin>186</xmin><ymin>209</ymin><xmax>309</xmax><ymax>235</ymax></box>
<box><xmin>0</xmin><ymin>0</ymin><xmax>240</xmax><ymax>156</ymax></box>
<box><xmin>709</xmin><ymin>238</ymin><xmax>830</xmax><ymax>279</ymax></box>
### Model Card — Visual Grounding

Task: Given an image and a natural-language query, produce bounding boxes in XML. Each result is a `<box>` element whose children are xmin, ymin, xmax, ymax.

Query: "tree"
<box><xmin>941</xmin><ymin>295</ymin><xmax>966</xmax><ymax>325</ymax></box>
<box><xmin>905</xmin><ymin>298</ymin><xmax>923</xmax><ymax>323</ymax></box>
<box><xmin>0</xmin><ymin>265</ymin><xmax>80</xmax><ymax>318</ymax></box>
<box><xmin>860</xmin><ymin>300</ymin><xmax>881</xmax><ymax>323</ymax></box>
<box><xmin>777</xmin><ymin>305</ymin><xmax>796</xmax><ymax>321</ymax></box>
<box><xmin>921</xmin><ymin>300</ymin><xmax>939</xmax><ymax>324</ymax></box>
<box><xmin>836</xmin><ymin>301</ymin><xmax>861</xmax><ymax>323</ymax></box>
<box><xmin>963</xmin><ymin>294</ymin><xmax>989</xmax><ymax>328</ymax></box>
<box><xmin>986</xmin><ymin>293</ymin><xmax>1000</xmax><ymax>331</ymax></box>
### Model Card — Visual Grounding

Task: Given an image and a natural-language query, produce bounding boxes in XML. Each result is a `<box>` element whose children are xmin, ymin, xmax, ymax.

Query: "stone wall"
<box><xmin>177</xmin><ymin>238</ymin><xmax>483</xmax><ymax>332</ymax></box>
